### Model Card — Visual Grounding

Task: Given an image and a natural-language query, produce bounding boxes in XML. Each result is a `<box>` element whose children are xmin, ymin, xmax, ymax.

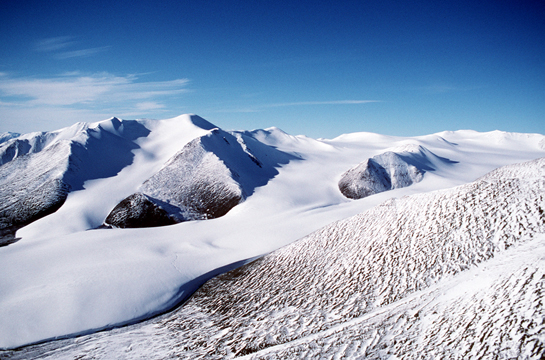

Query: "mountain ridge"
<box><xmin>3</xmin><ymin>156</ymin><xmax>543</xmax><ymax>359</ymax></box>
<box><xmin>0</xmin><ymin>114</ymin><xmax>544</xmax><ymax>355</ymax></box>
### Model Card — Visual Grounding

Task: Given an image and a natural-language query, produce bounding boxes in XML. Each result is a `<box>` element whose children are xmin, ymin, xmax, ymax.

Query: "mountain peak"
<box><xmin>187</xmin><ymin>114</ymin><xmax>217</xmax><ymax>131</ymax></box>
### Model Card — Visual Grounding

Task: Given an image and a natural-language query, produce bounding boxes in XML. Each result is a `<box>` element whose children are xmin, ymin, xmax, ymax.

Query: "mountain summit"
<box><xmin>105</xmin><ymin>127</ymin><xmax>297</xmax><ymax>227</ymax></box>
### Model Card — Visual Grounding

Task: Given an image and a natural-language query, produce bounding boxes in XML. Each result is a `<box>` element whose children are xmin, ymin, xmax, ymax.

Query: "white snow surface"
<box><xmin>3</xmin><ymin>156</ymin><xmax>544</xmax><ymax>359</ymax></box>
<box><xmin>0</xmin><ymin>115</ymin><xmax>544</xmax><ymax>350</ymax></box>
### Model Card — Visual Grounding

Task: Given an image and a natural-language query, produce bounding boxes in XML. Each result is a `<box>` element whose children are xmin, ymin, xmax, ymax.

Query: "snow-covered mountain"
<box><xmin>3</xmin><ymin>157</ymin><xmax>543</xmax><ymax>359</ymax></box>
<box><xmin>0</xmin><ymin>118</ymin><xmax>150</xmax><ymax>241</ymax></box>
<box><xmin>105</xmin><ymin>127</ymin><xmax>297</xmax><ymax>227</ymax></box>
<box><xmin>0</xmin><ymin>132</ymin><xmax>20</xmax><ymax>145</ymax></box>
<box><xmin>338</xmin><ymin>145</ymin><xmax>455</xmax><ymax>199</ymax></box>
<box><xmin>0</xmin><ymin>114</ymin><xmax>544</xmax><ymax>357</ymax></box>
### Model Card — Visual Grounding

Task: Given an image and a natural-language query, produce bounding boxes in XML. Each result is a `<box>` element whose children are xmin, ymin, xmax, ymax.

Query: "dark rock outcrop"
<box><xmin>104</xmin><ymin>193</ymin><xmax>177</xmax><ymax>228</ymax></box>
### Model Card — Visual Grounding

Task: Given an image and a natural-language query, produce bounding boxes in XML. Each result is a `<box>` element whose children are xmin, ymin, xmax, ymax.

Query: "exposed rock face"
<box><xmin>339</xmin><ymin>146</ymin><xmax>454</xmax><ymax>199</ymax></box>
<box><xmin>104</xmin><ymin>193</ymin><xmax>177</xmax><ymax>228</ymax></box>
<box><xmin>104</xmin><ymin>128</ymin><xmax>296</xmax><ymax>228</ymax></box>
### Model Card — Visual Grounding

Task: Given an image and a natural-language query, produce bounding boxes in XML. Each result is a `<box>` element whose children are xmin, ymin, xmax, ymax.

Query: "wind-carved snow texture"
<box><xmin>105</xmin><ymin>128</ymin><xmax>298</xmax><ymax>227</ymax></box>
<box><xmin>0</xmin><ymin>118</ymin><xmax>150</xmax><ymax>242</ymax></box>
<box><xmin>7</xmin><ymin>157</ymin><xmax>543</xmax><ymax>359</ymax></box>
<box><xmin>243</xmin><ymin>236</ymin><xmax>545</xmax><ymax>359</ymax></box>
<box><xmin>339</xmin><ymin>145</ymin><xmax>456</xmax><ymax>199</ymax></box>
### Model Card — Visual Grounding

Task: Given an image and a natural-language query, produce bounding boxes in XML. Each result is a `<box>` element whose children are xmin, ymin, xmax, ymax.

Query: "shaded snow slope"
<box><xmin>339</xmin><ymin>145</ymin><xmax>456</xmax><ymax>199</ymax></box>
<box><xmin>12</xmin><ymin>114</ymin><xmax>214</xmax><ymax>238</ymax></box>
<box><xmin>0</xmin><ymin>132</ymin><xmax>20</xmax><ymax>146</ymax></box>
<box><xmin>0</xmin><ymin>141</ymin><xmax>70</xmax><ymax>243</ymax></box>
<box><xmin>105</xmin><ymin>128</ymin><xmax>297</xmax><ymax>227</ymax></box>
<box><xmin>0</xmin><ymin>116</ymin><xmax>544</xmax><ymax>351</ymax></box>
<box><xmin>3</xmin><ymin>157</ymin><xmax>543</xmax><ymax>359</ymax></box>
<box><xmin>0</xmin><ymin>118</ymin><xmax>150</xmax><ymax>240</ymax></box>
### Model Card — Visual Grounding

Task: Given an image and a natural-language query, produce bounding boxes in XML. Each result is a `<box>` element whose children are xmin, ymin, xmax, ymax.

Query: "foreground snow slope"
<box><xmin>0</xmin><ymin>114</ymin><xmax>544</xmax><ymax>349</ymax></box>
<box><xmin>242</xmin><ymin>234</ymin><xmax>545</xmax><ymax>359</ymax></box>
<box><xmin>4</xmin><ymin>157</ymin><xmax>543</xmax><ymax>359</ymax></box>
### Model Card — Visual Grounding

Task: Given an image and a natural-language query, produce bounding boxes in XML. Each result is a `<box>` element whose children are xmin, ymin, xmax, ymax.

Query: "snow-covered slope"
<box><xmin>3</xmin><ymin>115</ymin><xmax>214</xmax><ymax>238</ymax></box>
<box><xmin>105</xmin><ymin>128</ymin><xmax>297</xmax><ymax>227</ymax></box>
<box><xmin>0</xmin><ymin>118</ymin><xmax>150</xmax><ymax>241</ymax></box>
<box><xmin>0</xmin><ymin>115</ymin><xmax>544</xmax><ymax>352</ymax></box>
<box><xmin>338</xmin><ymin>145</ymin><xmax>454</xmax><ymax>199</ymax></box>
<box><xmin>0</xmin><ymin>132</ymin><xmax>20</xmax><ymax>146</ymax></box>
<box><xmin>0</xmin><ymin>140</ymin><xmax>70</xmax><ymax>242</ymax></box>
<box><xmin>243</xmin><ymin>234</ymin><xmax>545</xmax><ymax>359</ymax></box>
<box><xmin>4</xmin><ymin>157</ymin><xmax>543</xmax><ymax>359</ymax></box>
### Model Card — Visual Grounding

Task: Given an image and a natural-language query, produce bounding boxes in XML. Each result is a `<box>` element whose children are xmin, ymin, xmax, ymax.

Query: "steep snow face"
<box><xmin>0</xmin><ymin>141</ymin><xmax>70</xmax><ymax>243</ymax></box>
<box><xmin>338</xmin><ymin>145</ymin><xmax>455</xmax><ymax>199</ymax></box>
<box><xmin>0</xmin><ymin>118</ymin><xmax>150</xmax><ymax>239</ymax></box>
<box><xmin>7</xmin><ymin>158</ymin><xmax>543</xmax><ymax>359</ymax></box>
<box><xmin>105</xmin><ymin>128</ymin><xmax>298</xmax><ymax>226</ymax></box>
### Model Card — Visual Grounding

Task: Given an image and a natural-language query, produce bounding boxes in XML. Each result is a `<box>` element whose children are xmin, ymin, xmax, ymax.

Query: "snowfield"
<box><xmin>3</xmin><ymin>156</ymin><xmax>544</xmax><ymax>359</ymax></box>
<box><xmin>0</xmin><ymin>114</ymin><xmax>544</xmax><ymax>358</ymax></box>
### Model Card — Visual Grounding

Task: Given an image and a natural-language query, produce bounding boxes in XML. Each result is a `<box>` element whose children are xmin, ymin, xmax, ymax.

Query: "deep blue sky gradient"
<box><xmin>0</xmin><ymin>0</ymin><xmax>543</xmax><ymax>138</ymax></box>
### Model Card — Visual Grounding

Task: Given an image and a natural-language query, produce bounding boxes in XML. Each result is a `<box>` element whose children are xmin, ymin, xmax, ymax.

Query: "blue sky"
<box><xmin>0</xmin><ymin>0</ymin><xmax>543</xmax><ymax>138</ymax></box>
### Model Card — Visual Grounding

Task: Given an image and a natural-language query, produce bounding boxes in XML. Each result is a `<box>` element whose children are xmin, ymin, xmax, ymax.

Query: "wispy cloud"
<box><xmin>0</xmin><ymin>72</ymin><xmax>190</xmax><ymax>131</ymax></box>
<box><xmin>35</xmin><ymin>36</ymin><xmax>75</xmax><ymax>52</ymax></box>
<box><xmin>414</xmin><ymin>83</ymin><xmax>484</xmax><ymax>94</ymax></box>
<box><xmin>34</xmin><ymin>36</ymin><xmax>109</xmax><ymax>59</ymax></box>
<box><xmin>0</xmin><ymin>72</ymin><xmax>189</xmax><ymax>106</ymax></box>
<box><xmin>55</xmin><ymin>46</ymin><xmax>111</xmax><ymax>59</ymax></box>
<box><xmin>265</xmin><ymin>100</ymin><xmax>379</xmax><ymax>107</ymax></box>
<box><xmin>215</xmin><ymin>100</ymin><xmax>379</xmax><ymax>113</ymax></box>
<box><xmin>135</xmin><ymin>101</ymin><xmax>165</xmax><ymax>111</ymax></box>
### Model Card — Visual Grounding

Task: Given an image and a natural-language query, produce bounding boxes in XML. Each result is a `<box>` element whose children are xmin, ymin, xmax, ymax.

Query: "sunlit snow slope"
<box><xmin>4</xmin><ymin>157</ymin><xmax>543</xmax><ymax>359</ymax></box>
<box><xmin>0</xmin><ymin>114</ymin><xmax>544</xmax><ymax>352</ymax></box>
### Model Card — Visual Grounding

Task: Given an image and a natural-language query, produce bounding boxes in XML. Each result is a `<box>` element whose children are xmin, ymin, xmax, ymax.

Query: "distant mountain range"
<box><xmin>0</xmin><ymin>115</ymin><xmax>544</xmax><ymax>358</ymax></box>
